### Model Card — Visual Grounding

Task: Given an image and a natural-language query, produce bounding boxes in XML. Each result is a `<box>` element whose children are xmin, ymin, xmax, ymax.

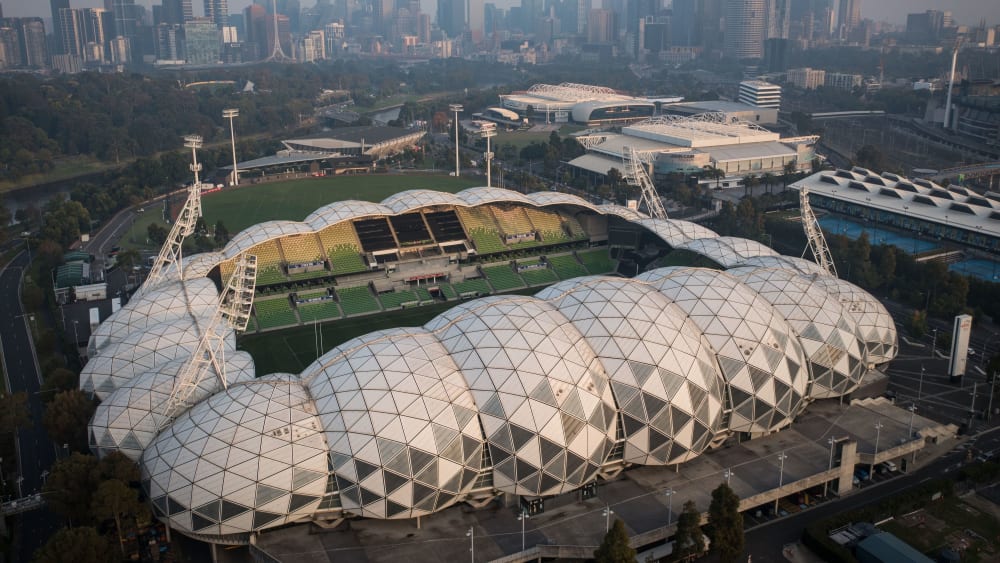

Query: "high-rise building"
<box><xmin>50</xmin><ymin>0</ymin><xmax>70</xmax><ymax>54</ymax></box>
<box><xmin>587</xmin><ymin>8</ymin><xmax>615</xmax><ymax>43</ymax></box>
<box><xmin>670</xmin><ymin>0</ymin><xmax>698</xmax><ymax>47</ymax></box>
<box><xmin>836</xmin><ymin>0</ymin><xmax>859</xmax><ymax>35</ymax></box>
<box><xmin>724</xmin><ymin>0</ymin><xmax>765</xmax><ymax>60</ymax></box>
<box><xmin>468</xmin><ymin>0</ymin><xmax>485</xmax><ymax>43</ymax></box>
<box><xmin>184</xmin><ymin>17</ymin><xmax>221</xmax><ymax>63</ymax></box>
<box><xmin>738</xmin><ymin>79</ymin><xmax>781</xmax><ymax>109</ymax></box>
<box><xmin>766</xmin><ymin>0</ymin><xmax>790</xmax><ymax>39</ymax></box>
<box><xmin>21</xmin><ymin>17</ymin><xmax>49</xmax><ymax>67</ymax></box>
<box><xmin>787</xmin><ymin>67</ymin><xmax>825</xmax><ymax>89</ymax></box>
<box><xmin>111</xmin><ymin>0</ymin><xmax>138</xmax><ymax>41</ymax></box>
<box><xmin>437</xmin><ymin>0</ymin><xmax>465</xmax><ymax>38</ymax></box>
<box><xmin>58</xmin><ymin>8</ymin><xmax>85</xmax><ymax>57</ymax></box>
<box><xmin>154</xmin><ymin>23</ymin><xmax>183</xmax><ymax>60</ymax></box>
<box><xmin>204</xmin><ymin>0</ymin><xmax>229</xmax><ymax>28</ymax></box>
<box><xmin>906</xmin><ymin>10</ymin><xmax>945</xmax><ymax>43</ymax></box>
<box><xmin>163</xmin><ymin>0</ymin><xmax>194</xmax><ymax>25</ymax></box>
<box><xmin>0</xmin><ymin>25</ymin><xmax>22</xmax><ymax>68</ymax></box>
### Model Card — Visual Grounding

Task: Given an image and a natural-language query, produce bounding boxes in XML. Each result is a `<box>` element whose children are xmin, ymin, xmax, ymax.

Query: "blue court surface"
<box><xmin>949</xmin><ymin>258</ymin><xmax>1000</xmax><ymax>282</ymax></box>
<box><xmin>818</xmin><ymin>216</ymin><xmax>940</xmax><ymax>254</ymax></box>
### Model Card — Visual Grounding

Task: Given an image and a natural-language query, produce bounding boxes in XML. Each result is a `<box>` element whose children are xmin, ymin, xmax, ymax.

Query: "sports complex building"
<box><xmin>568</xmin><ymin>113</ymin><xmax>818</xmax><ymax>187</ymax></box>
<box><xmin>497</xmin><ymin>82</ymin><xmax>655</xmax><ymax>125</ymax></box>
<box><xmin>81</xmin><ymin>180</ymin><xmax>911</xmax><ymax>552</ymax></box>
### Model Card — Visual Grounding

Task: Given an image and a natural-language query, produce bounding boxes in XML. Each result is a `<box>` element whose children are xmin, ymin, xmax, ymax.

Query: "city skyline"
<box><xmin>3</xmin><ymin>0</ymin><xmax>999</xmax><ymax>26</ymax></box>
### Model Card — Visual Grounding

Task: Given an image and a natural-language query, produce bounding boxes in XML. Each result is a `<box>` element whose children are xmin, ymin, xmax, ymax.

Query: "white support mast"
<box><xmin>264</xmin><ymin>0</ymin><xmax>292</xmax><ymax>62</ymax></box>
<box><xmin>623</xmin><ymin>146</ymin><xmax>668</xmax><ymax>220</ymax></box>
<box><xmin>162</xmin><ymin>253</ymin><xmax>258</xmax><ymax>422</ymax></box>
<box><xmin>140</xmin><ymin>135</ymin><xmax>205</xmax><ymax>296</ymax></box>
<box><xmin>800</xmin><ymin>188</ymin><xmax>837</xmax><ymax>277</ymax></box>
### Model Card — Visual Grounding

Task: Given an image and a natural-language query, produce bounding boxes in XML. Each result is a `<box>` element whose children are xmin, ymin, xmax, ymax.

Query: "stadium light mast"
<box><xmin>223</xmin><ymin>108</ymin><xmax>240</xmax><ymax>186</ymax></box>
<box><xmin>449</xmin><ymin>104</ymin><xmax>463</xmax><ymax>177</ymax></box>
<box><xmin>480</xmin><ymin>122</ymin><xmax>497</xmax><ymax>188</ymax></box>
<box><xmin>186</xmin><ymin>134</ymin><xmax>203</xmax><ymax>187</ymax></box>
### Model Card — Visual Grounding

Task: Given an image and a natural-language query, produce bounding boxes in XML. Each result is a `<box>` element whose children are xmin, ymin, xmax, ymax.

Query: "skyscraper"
<box><xmin>204</xmin><ymin>0</ymin><xmax>229</xmax><ymax>28</ymax></box>
<box><xmin>724</xmin><ymin>0</ymin><xmax>765</xmax><ymax>60</ymax></box>
<box><xmin>58</xmin><ymin>8</ymin><xmax>85</xmax><ymax>56</ymax></box>
<box><xmin>437</xmin><ymin>0</ymin><xmax>464</xmax><ymax>38</ymax></box>
<box><xmin>669</xmin><ymin>0</ymin><xmax>698</xmax><ymax>47</ymax></box>
<box><xmin>766</xmin><ymin>0</ymin><xmax>789</xmax><ymax>39</ymax></box>
<box><xmin>50</xmin><ymin>0</ymin><xmax>70</xmax><ymax>54</ymax></box>
<box><xmin>163</xmin><ymin>0</ymin><xmax>194</xmax><ymax>25</ymax></box>
<box><xmin>21</xmin><ymin>18</ymin><xmax>48</xmax><ymax>67</ymax></box>
<box><xmin>836</xmin><ymin>0</ymin><xmax>859</xmax><ymax>35</ymax></box>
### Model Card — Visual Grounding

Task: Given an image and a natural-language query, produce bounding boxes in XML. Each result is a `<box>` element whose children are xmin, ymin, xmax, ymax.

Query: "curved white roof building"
<box><xmin>81</xmin><ymin>186</ymin><xmax>896</xmax><ymax>544</ymax></box>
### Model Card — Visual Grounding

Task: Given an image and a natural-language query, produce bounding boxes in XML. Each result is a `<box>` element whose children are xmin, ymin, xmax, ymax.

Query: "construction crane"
<box><xmin>162</xmin><ymin>252</ymin><xmax>258</xmax><ymax>422</ymax></box>
<box><xmin>622</xmin><ymin>146</ymin><xmax>668</xmax><ymax>220</ymax></box>
<box><xmin>799</xmin><ymin>188</ymin><xmax>837</xmax><ymax>277</ymax></box>
<box><xmin>140</xmin><ymin>135</ymin><xmax>205</xmax><ymax>296</ymax></box>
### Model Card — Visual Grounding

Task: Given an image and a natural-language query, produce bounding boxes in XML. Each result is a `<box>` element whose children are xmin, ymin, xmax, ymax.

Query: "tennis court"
<box><xmin>818</xmin><ymin>216</ymin><xmax>939</xmax><ymax>254</ymax></box>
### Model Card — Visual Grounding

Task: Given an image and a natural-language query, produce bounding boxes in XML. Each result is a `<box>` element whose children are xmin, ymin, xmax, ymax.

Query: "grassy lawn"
<box><xmin>494</xmin><ymin>130</ymin><xmax>553</xmax><ymax>150</ymax></box>
<box><xmin>120</xmin><ymin>207</ymin><xmax>170</xmax><ymax>251</ymax></box>
<box><xmin>119</xmin><ymin>174</ymin><xmax>479</xmax><ymax>250</ymax></box>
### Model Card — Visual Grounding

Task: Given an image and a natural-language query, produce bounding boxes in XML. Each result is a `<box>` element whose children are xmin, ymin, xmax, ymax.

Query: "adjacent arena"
<box><xmin>499</xmin><ymin>82</ymin><xmax>655</xmax><ymax>125</ymax></box>
<box><xmin>82</xmin><ymin>184</ymin><xmax>897</xmax><ymax>544</ymax></box>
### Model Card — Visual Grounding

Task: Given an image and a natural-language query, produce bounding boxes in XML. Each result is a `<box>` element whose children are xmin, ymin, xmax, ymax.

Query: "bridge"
<box><xmin>1</xmin><ymin>493</ymin><xmax>46</xmax><ymax>516</ymax></box>
<box><xmin>930</xmin><ymin>161</ymin><xmax>1000</xmax><ymax>182</ymax></box>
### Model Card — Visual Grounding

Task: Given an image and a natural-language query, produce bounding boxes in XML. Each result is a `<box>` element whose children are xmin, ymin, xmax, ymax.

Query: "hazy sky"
<box><xmin>2</xmin><ymin>0</ymin><xmax>999</xmax><ymax>26</ymax></box>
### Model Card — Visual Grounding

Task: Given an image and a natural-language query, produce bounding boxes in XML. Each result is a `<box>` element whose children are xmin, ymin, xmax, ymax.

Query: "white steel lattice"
<box><xmin>623</xmin><ymin>146</ymin><xmax>668</xmax><ymax>220</ymax></box>
<box><xmin>162</xmin><ymin>253</ymin><xmax>258</xmax><ymax>422</ymax></box>
<box><xmin>800</xmin><ymin>188</ymin><xmax>837</xmax><ymax>277</ymax></box>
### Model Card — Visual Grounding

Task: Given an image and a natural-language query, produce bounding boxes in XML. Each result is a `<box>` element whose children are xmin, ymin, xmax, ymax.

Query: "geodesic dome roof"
<box><xmin>302</xmin><ymin>328</ymin><xmax>485</xmax><ymax>519</ymax></box>
<box><xmin>807</xmin><ymin>275</ymin><xmax>898</xmax><ymax>366</ymax></box>
<box><xmin>88</xmin><ymin>278</ymin><xmax>218</xmax><ymax>357</ymax></box>
<box><xmin>455</xmin><ymin>186</ymin><xmax>532</xmax><ymax>207</ymax></box>
<box><xmin>678</xmin><ymin>238</ymin><xmax>744</xmax><ymax>268</ymax></box>
<box><xmin>90</xmin><ymin>352</ymin><xmax>256</xmax><ymax>461</ymax></box>
<box><xmin>737</xmin><ymin>255</ymin><xmax>828</xmax><ymax>277</ymax></box>
<box><xmin>424</xmin><ymin>296</ymin><xmax>617</xmax><ymax>497</ymax></box>
<box><xmin>727</xmin><ymin>267</ymin><xmax>868</xmax><ymax>399</ymax></box>
<box><xmin>525</xmin><ymin>191</ymin><xmax>600</xmax><ymax>213</ymax></box>
<box><xmin>141</xmin><ymin>374</ymin><xmax>328</xmax><ymax>537</ymax></box>
<box><xmin>381</xmin><ymin>190</ymin><xmax>466</xmax><ymax>214</ymax></box>
<box><xmin>304</xmin><ymin>200</ymin><xmax>395</xmax><ymax>230</ymax></box>
<box><xmin>535</xmin><ymin>278</ymin><xmax>725</xmax><ymax>465</ymax></box>
<box><xmin>636</xmin><ymin>268</ymin><xmax>809</xmax><ymax>433</ymax></box>
<box><xmin>717</xmin><ymin>237</ymin><xmax>780</xmax><ymax>262</ymax></box>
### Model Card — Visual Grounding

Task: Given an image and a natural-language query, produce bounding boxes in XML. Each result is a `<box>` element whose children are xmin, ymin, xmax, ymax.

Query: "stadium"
<box><xmin>82</xmin><ymin>182</ymin><xmax>897</xmax><ymax>545</ymax></box>
<box><xmin>498</xmin><ymin>82</ymin><xmax>655</xmax><ymax>125</ymax></box>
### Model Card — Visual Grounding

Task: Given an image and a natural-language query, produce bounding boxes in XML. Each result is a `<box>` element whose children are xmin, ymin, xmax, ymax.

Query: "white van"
<box><xmin>881</xmin><ymin>460</ymin><xmax>898</xmax><ymax>472</ymax></box>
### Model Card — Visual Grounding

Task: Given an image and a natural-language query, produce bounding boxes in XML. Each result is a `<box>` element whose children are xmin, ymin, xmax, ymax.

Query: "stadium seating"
<box><xmin>280</xmin><ymin>234</ymin><xmax>324</xmax><ymax>264</ymax></box>
<box><xmin>318</xmin><ymin>224</ymin><xmax>368</xmax><ymax>276</ymax></box>
<box><xmin>425</xmin><ymin>210</ymin><xmax>467</xmax><ymax>242</ymax></box>
<box><xmin>548</xmin><ymin>254</ymin><xmax>588</xmax><ymax>280</ymax></box>
<box><xmin>354</xmin><ymin>218</ymin><xmax>398</xmax><ymax>252</ymax></box>
<box><xmin>439</xmin><ymin>284</ymin><xmax>459</xmax><ymax>300</ymax></box>
<box><xmin>244</xmin><ymin>316</ymin><xmax>257</xmax><ymax>333</ymax></box>
<box><xmin>524</xmin><ymin>208</ymin><xmax>571</xmax><ymax>244</ymax></box>
<box><xmin>254</xmin><ymin>298</ymin><xmax>299</xmax><ymax>329</ymax></box>
<box><xmin>491</xmin><ymin>206</ymin><xmax>534</xmax><ymax>236</ymax></box>
<box><xmin>415</xmin><ymin>287</ymin><xmax>433</xmax><ymax>302</ymax></box>
<box><xmin>378</xmin><ymin>290</ymin><xmax>424</xmax><ymax>310</ymax></box>
<box><xmin>519</xmin><ymin>267</ymin><xmax>558</xmax><ymax>286</ymax></box>
<box><xmin>253</xmin><ymin>240</ymin><xmax>287</xmax><ymax>285</ymax></box>
<box><xmin>456</xmin><ymin>207</ymin><xmax>506</xmax><ymax>255</ymax></box>
<box><xmin>296</xmin><ymin>289</ymin><xmax>329</xmax><ymax>301</ymax></box>
<box><xmin>297</xmin><ymin>301</ymin><xmax>342</xmax><ymax>322</ymax></box>
<box><xmin>452</xmin><ymin>278</ymin><xmax>491</xmax><ymax>296</ymax></box>
<box><xmin>289</xmin><ymin>270</ymin><xmax>329</xmax><ymax>282</ymax></box>
<box><xmin>336</xmin><ymin>286</ymin><xmax>381</xmax><ymax>316</ymax></box>
<box><xmin>562</xmin><ymin>213</ymin><xmax>587</xmax><ymax>239</ymax></box>
<box><xmin>390</xmin><ymin>213</ymin><xmax>432</xmax><ymax>246</ymax></box>
<box><xmin>578</xmin><ymin>249</ymin><xmax>617</xmax><ymax>274</ymax></box>
<box><xmin>482</xmin><ymin>265</ymin><xmax>525</xmax><ymax>291</ymax></box>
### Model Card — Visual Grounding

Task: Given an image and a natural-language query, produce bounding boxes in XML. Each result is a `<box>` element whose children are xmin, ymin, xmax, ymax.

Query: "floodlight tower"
<box><xmin>622</xmin><ymin>146</ymin><xmax>668</xmax><ymax>219</ymax></box>
<box><xmin>480</xmin><ymin>122</ymin><xmax>497</xmax><ymax>188</ymax></box>
<box><xmin>223</xmin><ymin>108</ymin><xmax>240</xmax><ymax>186</ymax></box>
<box><xmin>162</xmin><ymin>252</ymin><xmax>258</xmax><ymax>423</ymax></box>
<box><xmin>140</xmin><ymin>135</ymin><xmax>205</xmax><ymax>296</ymax></box>
<box><xmin>449</xmin><ymin>103</ymin><xmax>463</xmax><ymax>177</ymax></box>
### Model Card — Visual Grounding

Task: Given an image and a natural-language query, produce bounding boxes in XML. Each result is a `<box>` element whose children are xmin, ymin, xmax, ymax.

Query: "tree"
<box><xmin>708</xmin><ymin>483</ymin><xmax>744</xmax><ymax>563</ymax></box>
<box><xmin>98</xmin><ymin>450</ymin><xmax>140</xmax><ymax>483</ymax></box>
<box><xmin>32</xmin><ymin>526</ymin><xmax>113</xmax><ymax>563</ymax></box>
<box><xmin>115</xmin><ymin>248</ymin><xmax>141</xmax><ymax>272</ymax></box>
<box><xmin>214</xmin><ymin>220</ymin><xmax>230</xmax><ymax>246</ymax></box>
<box><xmin>43</xmin><ymin>453</ymin><xmax>100</xmax><ymax>524</ymax></box>
<box><xmin>672</xmin><ymin>500</ymin><xmax>705</xmax><ymax>561</ymax></box>
<box><xmin>41</xmin><ymin>367</ymin><xmax>79</xmax><ymax>403</ymax></box>
<box><xmin>43</xmin><ymin>389</ymin><xmax>96</xmax><ymax>452</ymax></box>
<box><xmin>147</xmin><ymin>222</ymin><xmax>168</xmax><ymax>245</ymax></box>
<box><xmin>594</xmin><ymin>518</ymin><xmax>637</xmax><ymax>563</ymax></box>
<box><xmin>0</xmin><ymin>391</ymin><xmax>32</xmax><ymax>433</ymax></box>
<box><xmin>92</xmin><ymin>479</ymin><xmax>146</xmax><ymax>555</ymax></box>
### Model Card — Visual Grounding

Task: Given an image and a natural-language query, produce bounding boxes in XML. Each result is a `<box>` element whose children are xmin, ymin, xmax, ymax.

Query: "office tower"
<box><xmin>738</xmin><ymin>79</ymin><xmax>780</xmax><ymax>109</ymax></box>
<box><xmin>766</xmin><ymin>0</ymin><xmax>789</xmax><ymax>38</ymax></box>
<box><xmin>205</xmin><ymin>0</ymin><xmax>229</xmax><ymax>28</ymax></box>
<box><xmin>21</xmin><ymin>18</ymin><xmax>48</xmax><ymax>67</ymax></box>
<box><xmin>163</xmin><ymin>0</ymin><xmax>194</xmax><ymax>25</ymax></box>
<box><xmin>700</xmin><ymin>0</ymin><xmax>724</xmax><ymax>51</ymax></box>
<box><xmin>724</xmin><ymin>0</ymin><xmax>765</xmax><ymax>60</ymax></box>
<box><xmin>0</xmin><ymin>26</ymin><xmax>21</xmax><ymax>68</ymax></box>
<box><xmin>468</xmin><ymin>0</ymin><xmax>485</xmax><ymax>42</ymax></box>
<box><xmin>625</xmin><ymin>0</ymin><xmax>657</xmax><ymax>42</ymax></box>
<box><xmin>437</xmin><ymin>0</ymin><xmax>464</xmax><ymax>38</ymax></box>
<box><xmin>154</xmin><ymin>23</ymin><xmax>182</xmax><ymax>59</ymax></box>
<box><xmin>59</xmin><ymin>8</ymin><xmax>85</xmax><ymax>57</ymax></box>
<box><xmin>372</xmin><ymin>0</ymin><xmax>392</xmax><ymax>34</ymax></box>
<box><xmin>670</xmin><ymin>0</ymin><xmax>697</xmax><ymax>46</ymax></box>
<box><xmin>50</xmin><ymin>0</ymin><xmax>70</xmax><ymax>54</ymax></box>
<box><xmin>111</xmin><ymin>0</ymin><xmax>138</xmax><ymax>41</ymax></box>
<box><xmin>836</xmin><ymin>0</ymin><xmax>858</xmax><ymax>34</ymax></box>
<box><xmin>184</xmin><ymin>17</ymin><xmax>221</xmax><ymax>63</ymax></box>
<box><xmin>587</xmin><ymin>8</ymin><xmax>615</xmax><ymax>42</ymax></box>
<box><xmin>0</xmin><ymin>3</ymin><xmax>4</xmax><ymax>18</ymax></box>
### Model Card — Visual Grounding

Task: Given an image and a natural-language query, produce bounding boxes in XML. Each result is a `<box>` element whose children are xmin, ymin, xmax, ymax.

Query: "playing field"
<box><xmin>121</xmin><ymin>174</ymin><xmax>479</xmax><ymax>250</ymax></box>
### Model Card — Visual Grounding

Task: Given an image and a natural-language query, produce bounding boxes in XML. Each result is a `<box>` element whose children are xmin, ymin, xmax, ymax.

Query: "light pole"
<box><xmin>907</xmin><ymin>403</ymin><xmax>917</xmax><ymax>438</ymax></box>
<box><xmin>0</xmin><ymin>456</ymin><xmax>4</xmax><ymax>488</ymax></box>
<box><xmin>16</xmin><ymin>476</ymin><xmax>23</xmax><ymax>498</ymax></box>
<box><xmin>931</xmin><ymin>328</ymin><xmax>938</xmax><ymax>358</ymax></box>
<box><xmin>518</xmin><ymin>509</ymin><xmax>529</xmax><ymax>552</ymax></box>
<box><xmin>466</xmin><ymin>526</ymin><xmax>474</xmax><ymax>563</ymax></box>
<box><xmin>184</xmin><ymin>134</ymin><xmax>204</xmax><ymax>187</ymax></box>
<box><xmin>603</xmin><ymin>505</ymin><xmax>614</xmax><ymax>532</ymax></box>
<box><xmin>824</xmin><ymin>438</ymin><xmax>836</xmax><ymax>497</ymax></box>
<box><xmin>723</xmin><ymin>467</ymin><xmax>733</xmax><ymax>486</ymax></box>
<box><xmin>223</xmin><ymin>108</ymin><xmax>240</xmax><ymax>186</ymax></box>
<box><xmin>871</xmin><ymin>419</ymin><xmax>883</xmax><ymax>475</ymax></box>
<box><xmin>449</xmin><ymin>104</ymin><xmax>463</xmax><ymax>177</ymax></box>
<box><xmin>988</xmin><ymin>371</ymin><xmax>997</xmax><ymax>422</ymax></box>
<box><xmin>775</xmin><ymin>451</ymin><xmax>788</xmax><ymax>512</ymax></box>
<box><xmin>480</xmin><ymin>122</ymin><xmax>497</xmax><ymax>188</ymax></box>
<box><xmin>918</xmin><ymin>365</ymin><xmax>925</xmax><ymax>402</ymax></box>
<box><xmin>664</xmin><ymin>488</ymin><xmax>675</xmax><ymax>525</ymax></box>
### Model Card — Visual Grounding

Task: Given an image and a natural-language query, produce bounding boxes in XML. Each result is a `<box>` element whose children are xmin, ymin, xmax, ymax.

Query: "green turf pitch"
<box><xmin>201</xmin><ymin>175</ymin><xmax>479</xmax><ymax>234</ymax></box>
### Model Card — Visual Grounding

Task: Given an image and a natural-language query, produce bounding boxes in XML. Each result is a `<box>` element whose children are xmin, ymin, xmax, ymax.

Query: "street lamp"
<box><xmin>872</xmin><ymin>419</ymin><xmax>883</xmax><ymax>475</ymax></box>
<box><xmin>824</xmin><ymin>438</ymin><xmax>836</xmax><ymax>497</ymax></box>
<box><xmin>466</xmin><ymin>526</ymin><xmax>474</xmax><ymax>563</ymax></box>
<box><xmin>518</xmin><ymin>509</ymin><xmax>529</xmax><ymax>552</ymax></box>
<box><xmin>480</xmin><ymin>122</ymin><xmax>497</xmax><ymax>188</ymax></box>
<box><xmin>918</xmin><ymin>365</ymin><xmax>925</xmax><ymax>402</ymax></box>
<box><xmin>723</xmin><ymin>467</ymin><xmax>733</xmax><ymax>486</ymax></box>
<box><xmin>449</xmin><ymin>104</ymin><xmax>463</xmax><ymax>177</ymax></box>
<box><xmin>223</xmin><ymin>108</ymin><xmax>240</xmax><ymax>186</ymax></box>
<box><xmin>907</xmin><ymin>403</ymin><xmax>917</xmax><ymax>438</ymax></box>
<box><xmin>931</xmin><ymin>328</ymin><xmax>939</xmax><ymax>358</ymax></box>
<box><xmin>664</xmin><ymin>488</ymin><xmax>675</xmax><ymax>525</ymax></box>
<box><xmin>775</xmin><ymin>451</ymin><xmax>788</xmax><ymax>512</ymax></box>
<box><xmin>603</xmin><ymin>505</ymin><xmax>614</xmax><ymax>532</ymax></box>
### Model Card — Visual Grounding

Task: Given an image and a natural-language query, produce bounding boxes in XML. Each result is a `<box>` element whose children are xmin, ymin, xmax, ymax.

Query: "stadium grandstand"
<box><xmin>82</xmin><ymin>185</ymin><xmax>898</xmax><ymax>548</ymax></box>
<box><xmin>569</xmin><ymin>113</ymin><xmax>818</xmax><ymax>187</ymax></box>
<box><xmin>475</xmin><ymin>106</ymin><xmax>526</xmax><ymax>128</ymax></box>
<box><xmin>281</xmin><ymin>126</ymin><xmax>425</xmax><ymax>160</ymax></box>
<box><xmin>499</xmin><ymin>82</ymin><xmax>655</xmax><ymax>125</ymax></box>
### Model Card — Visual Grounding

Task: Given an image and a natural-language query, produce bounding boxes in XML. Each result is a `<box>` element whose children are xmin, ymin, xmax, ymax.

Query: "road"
<box><xmin>0</xmin><ymin>251</ymin><xmax>62</xmax><ymax>561</ymax></box>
